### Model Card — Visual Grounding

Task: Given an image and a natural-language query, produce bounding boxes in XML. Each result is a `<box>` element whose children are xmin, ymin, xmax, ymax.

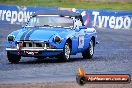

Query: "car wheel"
<box><xmin>82</xmin><ymin>39</ymin><xmax>94</xmax><ymax>59</ymax></box>
<box><xmin>7</xmin><ymin>52</ymin><xmax>21</xmax><ymax>64</ymax></box>
<box><xmin>62</xmin><ymin>42</ymin><xmax>71</xmax><ymax>61</ymax></box>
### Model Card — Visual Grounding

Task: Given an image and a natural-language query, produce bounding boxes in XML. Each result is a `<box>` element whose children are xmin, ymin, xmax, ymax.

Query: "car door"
<box><xmin>74</xmin><ymin>19</ymin><xmax>87</xmax><ymax>52</ymax></box>
<box><xmin>77</xmin><ymin>27</ymin><xmax>87</xmax><ymax>52</ymax></box>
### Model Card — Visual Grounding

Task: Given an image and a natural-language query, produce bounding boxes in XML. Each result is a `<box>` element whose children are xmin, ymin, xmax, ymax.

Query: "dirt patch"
<box><xmin>0</xmin><ymin>81</ymin><xmax>132</xmax><ymax>88</ymax></box>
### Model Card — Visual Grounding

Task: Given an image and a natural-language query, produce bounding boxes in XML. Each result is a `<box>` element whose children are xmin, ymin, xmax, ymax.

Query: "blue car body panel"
<box><xmin>6</xmin><ymin>27</ymin><xmax>97</xmax><ymax>56</ymax></box>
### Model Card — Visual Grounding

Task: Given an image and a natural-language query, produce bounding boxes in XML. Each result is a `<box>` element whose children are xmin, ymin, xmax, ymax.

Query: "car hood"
<box><xmin>15</xmin><ymin>27</ymin><xmax>67</xmax><ymax>41</ymax></box>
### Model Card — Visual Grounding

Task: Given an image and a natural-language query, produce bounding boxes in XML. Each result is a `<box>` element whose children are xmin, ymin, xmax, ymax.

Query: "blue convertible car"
<box><xmin>6</xmin><ymin>10</ymin><xmax>97</xmax><ymax>63</ymax></box>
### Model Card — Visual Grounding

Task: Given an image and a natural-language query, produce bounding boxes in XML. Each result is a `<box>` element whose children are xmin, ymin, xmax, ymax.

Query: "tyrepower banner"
<box><xmin>71</xmin><ymin>8</ymin><xmax>132</xmax><ymax>29</ymax></box>
<box><xmin>0</xmin><ymin>4</ymin><xmax>57</xmax><ymax>24</ymax></box>
<box><xmin>0</xmin><ymin>4</ymin><xmax>132</xmax><ymax>29</ymax></box>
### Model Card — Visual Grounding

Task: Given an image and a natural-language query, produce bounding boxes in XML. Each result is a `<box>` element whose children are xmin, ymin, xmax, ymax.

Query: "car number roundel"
<box><xmin>78</xmin><ymin>35</ymin><xmax>84</xmax><ymax>48</ymax></box>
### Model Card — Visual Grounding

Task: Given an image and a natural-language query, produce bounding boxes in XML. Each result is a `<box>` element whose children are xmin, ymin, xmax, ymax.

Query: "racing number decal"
<box><xmin>78</xmin><ymin>35</ymin><xmax>84</xmax><ymax>48</ymax></box>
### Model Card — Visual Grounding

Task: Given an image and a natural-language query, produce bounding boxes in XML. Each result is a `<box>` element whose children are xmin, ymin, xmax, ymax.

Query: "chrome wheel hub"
<box><xmin>65</xmin><ymin>44</ymin><xmax>70</xmax><ymax>60</ymax></box>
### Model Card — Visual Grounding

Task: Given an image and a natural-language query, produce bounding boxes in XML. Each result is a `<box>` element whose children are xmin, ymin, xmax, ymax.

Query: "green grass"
<box><xmin>0</xmin><ymin>0</ymin><xmax>132</xmax><ymax>10</ymax></box>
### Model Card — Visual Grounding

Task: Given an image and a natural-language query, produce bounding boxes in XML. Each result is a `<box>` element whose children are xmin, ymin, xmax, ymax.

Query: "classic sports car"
<box><xmin>6</xmin><ymin>10</ymin><xmax>98</xmax><ymax>63</ymax></box>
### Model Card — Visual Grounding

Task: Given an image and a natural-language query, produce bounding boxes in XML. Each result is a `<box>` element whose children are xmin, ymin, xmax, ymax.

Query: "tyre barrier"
<box><xmin>0</xmin><ymin>4</ymin><xmax>132</xmax><ymax>29</ymax></box>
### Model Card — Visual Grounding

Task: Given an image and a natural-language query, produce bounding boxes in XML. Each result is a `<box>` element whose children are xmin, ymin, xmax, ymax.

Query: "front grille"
<box><xmin>17</xmin><ymin>41</ymin><xmax>50</xmax><ymax>48</ymax></box>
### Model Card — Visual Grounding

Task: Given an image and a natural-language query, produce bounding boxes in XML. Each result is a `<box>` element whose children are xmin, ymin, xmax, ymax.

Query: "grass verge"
<box><xmin>0</xmin><ymin>0</ymin><xmax>132</xmax><ymax>10</ymax></box>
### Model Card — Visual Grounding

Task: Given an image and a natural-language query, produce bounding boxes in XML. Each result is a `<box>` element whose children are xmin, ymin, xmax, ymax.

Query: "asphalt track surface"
<box><xmin>0</xmin><ymin>24</ymin><xmax>132</xmax><ymax>84</ymax></box>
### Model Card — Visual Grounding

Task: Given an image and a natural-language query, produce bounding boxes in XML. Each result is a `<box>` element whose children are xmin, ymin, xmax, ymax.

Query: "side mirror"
<box><xmin>79</xmin><ymin>26</ymin><xmax>86</xmax><ymax>29</ymax></box>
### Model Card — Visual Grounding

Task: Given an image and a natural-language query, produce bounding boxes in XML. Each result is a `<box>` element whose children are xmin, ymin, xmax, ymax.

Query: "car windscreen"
<box><xmin>26</xmin><ymin>15</ymin><xmax>74</xmax><ymax>28</ymax></box>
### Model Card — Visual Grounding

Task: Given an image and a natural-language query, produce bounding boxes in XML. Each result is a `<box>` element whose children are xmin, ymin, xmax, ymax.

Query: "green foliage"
<box><xmin>0</xmin><ymin>0</ymin><xmax>132</xmax><ymax>10</ymax></box>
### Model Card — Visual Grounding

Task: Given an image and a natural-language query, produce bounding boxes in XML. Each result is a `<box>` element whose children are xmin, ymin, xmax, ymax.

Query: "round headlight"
<box><xmin>7</xmin><ymin>35</ymin><xmax>15</xmax><ymax>41</ymax></box>
<box><xmin>54</xmin><ymin>36</ymin><xmax>61</xmax><ymax>43</ymax></box>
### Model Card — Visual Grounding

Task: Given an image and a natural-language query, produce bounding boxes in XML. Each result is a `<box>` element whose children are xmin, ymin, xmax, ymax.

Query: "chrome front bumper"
<box><xmin>6</xmin><ymin>47</ymin><xmax>63</xmax><ymax>52</ymax></box>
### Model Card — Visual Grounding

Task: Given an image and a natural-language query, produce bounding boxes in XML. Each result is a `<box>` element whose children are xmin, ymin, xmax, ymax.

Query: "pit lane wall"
<box><xmin>0</xmin><ymin>4</ymin><xmax>132</xmax><ymax>29</ymax></box>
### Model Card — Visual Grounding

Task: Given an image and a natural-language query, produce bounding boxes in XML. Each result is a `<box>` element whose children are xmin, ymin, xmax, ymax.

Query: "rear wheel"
<box><xmin>82</xmin><ymin>40</ymin><xmax>94</xmax><ymax>59</ymax></box>
<box><xmin>7</xmin><ymin>52</ymin><xmax>21</xmax><ymax>64</ymax></box>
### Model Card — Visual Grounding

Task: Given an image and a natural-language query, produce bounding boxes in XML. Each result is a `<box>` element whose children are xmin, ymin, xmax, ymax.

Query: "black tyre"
<box><xmin>82</xmin><ymin>39</ymin><xmax>94</xmax><ymax>59</ymax></box>
<box><xmin>56</xmin><ymin>42</ymin><xmax>71</xmax><ymax>62</ymax></box>
<box><xmin>7</xmin><ymin>52</ymin><xmax>21</xmax><ymax>64</ymax></box>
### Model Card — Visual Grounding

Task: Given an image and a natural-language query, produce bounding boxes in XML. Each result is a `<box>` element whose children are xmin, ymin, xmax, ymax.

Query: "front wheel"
<box><xmin>7</xmin><ymin>52</ymin><xmax>21</xmax><ymax>64</ymax></box>
<box><xmin>58</xmin><ymin>42</ymin><xmax>71</xmax><ymax>62</ymax></box>
<box><xmin>82</xmin><ymin>40</ymin><xmax>94</xmax><ymax>59</ymax></box>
